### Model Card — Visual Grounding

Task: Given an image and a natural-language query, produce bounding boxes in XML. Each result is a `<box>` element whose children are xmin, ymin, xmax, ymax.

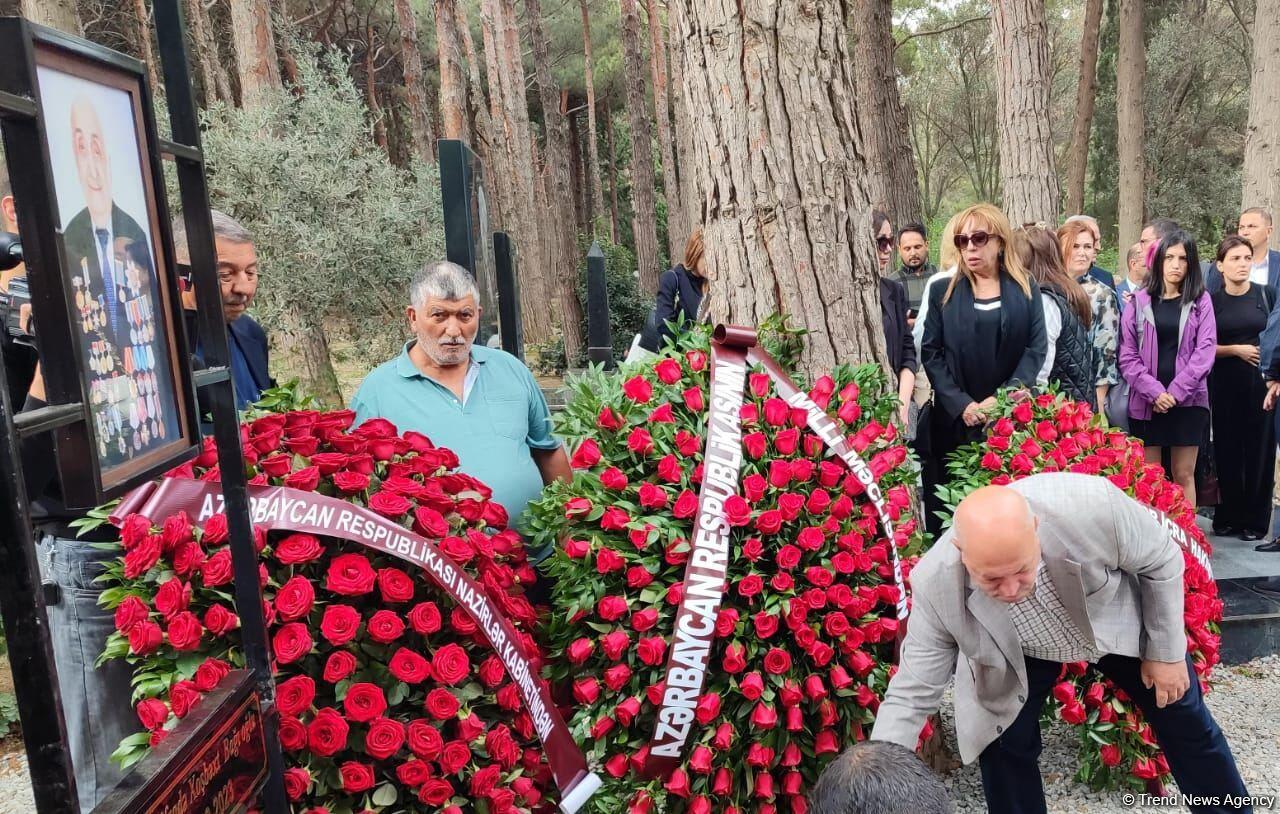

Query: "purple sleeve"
<box><xmin>1117</xmin><ymin>299</ymin><xmax>1165</xmax><ymax>403</ymax></box>
<box><xmin>1167</xmin><ymin>294</ymin><xmax>1218</xmax><ymax>404</ymax></box>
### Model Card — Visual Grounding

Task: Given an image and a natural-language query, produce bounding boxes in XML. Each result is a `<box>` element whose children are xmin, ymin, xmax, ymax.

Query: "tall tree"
<box><xmin>435</xmin><ymin>0</ymin><xmax>469</xmax><ymax>142</ymax></box>
<box><xmin>991</xmin><ymin>0</ymin><xmax>1059</xmax><ymax>224</ymax></box>
<box><xmin>1065</xmin><ymin>0</ymin><xmax>1104</xmax><ymax>216</ymax></box>
<box><xmin>363</xmin><ymin>27</ymin><xmax>388</xmax><ymax>152</ymax></box>
<box><xmin>619</xmin><ymin>0</ymin><xmax>661</xmax><ymax>294</ymax></box>
<box><xmin>131</xmin><ymin>0</ymin><xmax>161</xmax><ymax>93</ymax></box>
<box><xmin>644</xmin><ymin>0</ymin><xmax>681</xmax><ymax>260</ymax></box>
<box><xmin>393</xmin><ymin>0</ymin><xmax>436</xmax><ymax>164</ymax></box>
<box><xmin>1242</xmin><ymin>0</ymin><xmax>1280</xmax><ymax>246</ymax></box>
<box><xmin>852</xmin><ymin>0</ymin><xmax>922</xmax><ymax>225</ymax></box>
<box><xmin>458</xmin><ymin>1</ymin><xmax>496</xmax><ymax>202</ymax></box>
<box><xmin>524</xmin><ymin>0</ymin><xmax>586</xmax><ymax>364</ymax></box>
<box><xmin>228</xmin><ymin>0</ymin><xmax>343</xmax><ymax>405</ymax></box>
<box><xmin>19</xmin><ymin>0</ymin><xmax>81</xmax><ymax>34</ymax></box>
<box><xmin>667</xmin><ymin>0</ymin><xmax>885</xmax><ymax>376</ymax></box>
<box><xmin>579</xmin><ymin>0</ymin><xmax>606</xmax><ymax>231</ymax></box>
<box><xmin>186</xmin><ymin>0</ymin><xmax>233</xmax><ymax>106</ymax></box>
<box><xmin>1116</xmin><ymin>0</ymin><xmax>1146</xmax><ymax>250</ymax></box>
<box><xmin>604</xmin><ymin>99</ymin><xmax>622</xmax><ymax>243</ymax></box>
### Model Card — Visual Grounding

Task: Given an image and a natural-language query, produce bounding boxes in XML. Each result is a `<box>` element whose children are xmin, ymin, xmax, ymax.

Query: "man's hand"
<box><xmin>1265</xmin><ymin>380</ymin><xmax>1280</xmax><ymax>411</ymax></box>
<box><xmin>1140</xmin><ymin>659</ymin><xmax>1190</xmax><ymax>708</ymax></box>
<box><xmin>1153</xmin><ymin>392</ymin><xmax>1176</xmax><ymax>413</ymax></box>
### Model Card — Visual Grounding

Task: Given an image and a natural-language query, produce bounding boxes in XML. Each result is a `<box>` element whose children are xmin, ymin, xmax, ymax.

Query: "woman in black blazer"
<box><xmin>920</xmin><ymin>203</ymin><xmax>1047</xmax><ymax>531</ymax></box>
<box><xmin>647</xmin><ymin>228</ymin><xmax>707</xmax><ymax>349</ymax></box>
<box><xmin>874</xmin><ymin>211</ymin><xmax>918</xmax><ymax>428</ymax></box>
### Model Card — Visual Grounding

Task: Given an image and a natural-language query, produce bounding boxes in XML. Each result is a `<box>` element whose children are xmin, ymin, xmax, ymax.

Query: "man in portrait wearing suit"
<box><xmin>871</xmin><ymin>473</ymin><xmax>1250</xmax><ymax>814</ymax></box>
<box><xmin>61</xmin><ymin>94</ymin><xmax>177</xmax><ymax>465</ymax></box>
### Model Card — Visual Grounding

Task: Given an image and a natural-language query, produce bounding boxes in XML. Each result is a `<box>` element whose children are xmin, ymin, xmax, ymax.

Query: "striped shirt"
<box><xmin>1008</xmin><ymin>563</ymin><xmax>1100</xmax><ymax>663</ymax></box>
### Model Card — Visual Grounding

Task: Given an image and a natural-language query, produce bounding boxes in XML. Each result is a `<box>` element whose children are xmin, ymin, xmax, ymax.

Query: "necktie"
<box><xmin>95</xmin><ymin>228</ymin><xmax>119</xmax><ymax>338</ymax></box>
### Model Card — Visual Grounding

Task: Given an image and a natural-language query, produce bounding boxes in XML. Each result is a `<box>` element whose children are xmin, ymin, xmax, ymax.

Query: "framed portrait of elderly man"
<box><xmin>0</xmin><ymin>22</ymin><xmax>197</xmax><ymax>505</ymax></box>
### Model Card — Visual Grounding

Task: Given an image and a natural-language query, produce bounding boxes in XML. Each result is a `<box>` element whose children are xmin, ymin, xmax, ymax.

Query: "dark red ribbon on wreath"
<box><xmin>110</xmin><ymin>478</ymin><xmax>603</xmax><ymax>814</ymax></box>
<box><xmin>644</xmin><ymin>325</ymin><xmax>910</xmax><ymax>778</ymax></box>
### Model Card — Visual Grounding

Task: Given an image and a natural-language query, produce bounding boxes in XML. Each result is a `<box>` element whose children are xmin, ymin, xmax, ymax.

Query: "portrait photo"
<box><xmin>34</xmin><ymin>44</ymin><xmax>191</xmax><ymax>494</ymax></box>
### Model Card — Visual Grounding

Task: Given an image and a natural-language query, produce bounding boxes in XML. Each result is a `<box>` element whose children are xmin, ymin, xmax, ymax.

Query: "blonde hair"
<box><xmin>683</xmin><ymin>228</ymin><xmax>705</xmax><ymax>277</ymax></box>
<box><xmin>943</xmin><ymin>203</ymin><xmax>1032</xmax><ymax>303</ymax></box>
<box><xmin>938</xmin><ymin>211</ymin><xmax>963</xmax><ymax>271</ymax></box>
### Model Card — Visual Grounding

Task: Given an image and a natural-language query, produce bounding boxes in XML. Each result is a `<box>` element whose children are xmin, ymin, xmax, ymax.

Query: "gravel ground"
<box><xmin>0</xmin><ymin>659</ymin><xmax>1272</xmax><ymax>813</ymax></box>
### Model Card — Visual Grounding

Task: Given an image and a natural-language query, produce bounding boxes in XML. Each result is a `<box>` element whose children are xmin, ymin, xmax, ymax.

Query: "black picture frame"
<box><xmin>0</xmin><ymin>21</ymin><xmax>198</xmax><ymax>508</ymax></box>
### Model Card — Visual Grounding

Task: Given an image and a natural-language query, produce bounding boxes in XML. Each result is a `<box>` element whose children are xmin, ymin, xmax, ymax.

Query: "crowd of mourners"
<box><xmin>871</xmin><ymin>203</ymin><xmax>1280</xmax><ymax>549</ymax></box>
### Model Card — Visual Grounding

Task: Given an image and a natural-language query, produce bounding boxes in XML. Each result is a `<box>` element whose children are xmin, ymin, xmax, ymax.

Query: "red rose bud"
<box><xmin>686</xmin><ymin>744</ymin><xmax>715</xmax><ymax>775</ymax></box>
<box><xmin>1052</xmin><ymin>681</ymin><xmax>1077</xmax><ymax>706</ymax></box>
<box><xmin>597</xmin><ymin>406</ymin><xmax>624</xmax><ymax>430</ymax></box>
<box><xmin>600</xmin><ymin>506</ymin><xmax>631</xmax><ymax>530</ymax></box>
<box><xmin>602</xmin><ymin>630</ymin><xmax>631</xmax><ymax>660</ymax></box>
<box><xmin>626</xmin><ymin>565</ymin><xmax>654</xmax><ymax>589</ymax></box>
<box><xmin>712</xmin><ymin>767</ymin><xmax>734</xmax><ymax>795</ymax></box>
<box><xmin>1060</xmin><ymin>702</ymin><xmax>1087</xmax><ymax>725</ymax></box>
<box><xmin>755</xmin><ymin>771</ymin><xmax>775</xmax><ymax>799</ymax></box>
<box><xmin>695</xmin><ymin>692</ymin><xmax>722</xmax><ymax>724</ymax></box>
<box><xmin>743</xmin><ymin>432</ymin><xmax>768</xmax><ymax>459</ymax></box>
<box><xmin>818</xmin><ymin>700</ymin><xmax>839</xmax><ymax>726</ymax></box>
<box><xmin>1100</xmin><ymin>744</ymin><xmax>1123</xmax><ymax>767</ymax></box>
<box><xmin>596</xmin><ymin>548</ymin><xmax>625</xmax><ymax>573</ymax></box>
<box><xmin>637</xmin><ymin>636</ymin><xmax>667</xmax><ymax>666</ymax></box>
<box><xmin>1083</xmin><ymin>682</ymin><xmax>1107</xmax><ymax>708</ymax></box>
<box><xmin>598</xmin><ymin>595</ymin><xmax>629</xmax><ymax>622</ymax></box>
<box><xmin>673</xmin><ymin>490</ymin><xmax>698</xmax><ymax>518</ymax></box>
<box><xmin>689</xmin><ymin>796</ymin><xmax>712</xmax><ymax>814</ymax></box>
<box><xmin>622</xmin><ymin>375</ymin><xmax>654</xmax><ymax>403</ymax></box>
<box><xmin>564</xmin><ymin>538</ymin><xmax>591</xmax><ymax>559</ymax></box>
<box><xmin>615</xmin><ymin>696</ymin><xmax>642</xmax><ymax>726</ymax></box>
<box><xmin>571</xmin><ymin>439</ymin><xmax>602</xmax><ymax>469</ymax></box>
<box><xmin>763</xmin><ymin>647</ymin><xmax>792</xmax><ymax>675</ymax></box>
<box><xmin>682</xmin><ymin>386</ymin><xmax>705</xmax><ymax>412</ymax></box>
<box><xmin>604</xmin><ymin>753</ymin><xmax>629</xmax><ymax>778</ymax></box>
<box><xmin>645</xmin><ymin>681</ymin><xmax>666</xmax><ymax>706</ymax></box>
<box><xmin>675</xmin><ymin>430</ymin><xmax>701</xmax><ymax>456</ymax></box>
<box><xmin>653</xmin><ymin>357</ymin><xmax>683</xmax><ymax>384</ymax></box>
<box><xmin>604</xmin><ymin>663</ymin><xmax>633</xmax><ymax>691</ymax></box>
<box><xmin>628</xmin><ymin>791</ymin><xmax>655</xmax><ymax>814</ymax></box>
<box><xmin>847</xmin><ymin>649</ymin><xmax>875</xmax><ymax>676</ymax></box>
<box><xmin>829</xmin><ymin>665</ymin><xmax>853</xmax><ymax>690</ymax></box>
<box><xmin>664</xmin><ymin>768</ymin><xmax>691</xmax><ymax>798</ymax></box>
<box><xmin>714</xmin><ymin>722</ymin><xmax>736</xmax><ymax>751</ymax></box>
<box><xmin>723</xmin><ymin>642</ymin><xmax>748</xmax><ymax>673</ymax></box>
<box><xmin>779</xmin><ymin>680</ymin><xmax>803</xmax><ymax>708</ymax></box>
<box><xmin>774</xmin><ymin>428</ymin><xmax>801</xmax><ymax>455</ymax></box>
<box><xmin>855</xmin><ymin>684</ymin><xmax>878</xmax><ymax>709</ymax></box>
<box><xmin>751</xmin><ymin>702</ymin><xmax>778</xmax><ymax>729</ymax></box>
<box><xmin>649</xmin><ymin>403</ymin><xmax>676</xmax><ymax>423</ymax></box>
<box><xmin>573</xmin><ymin>677</ymin><xmax>602</xmax><ymax>705</ymax></box>
<box><xmin>638</xmin><ymin>482</ymin><xmax>668</xmax><ymax>509</ymax></box>
<box><xmin>136</xmin><ymin>698</ymin><xmax>169</xmax><ymax>730</ymax></box>
<box><xmin>657</xmin><ymin>454</ymin><xmax>683</xmax><ymax>482</ymax></box>
<box><xmin>564</xmin><ymin>496</ymin><xmax>594</xmax><ymax>518</ymax></box>
<box><xmin>599</xmin><ymin>466</ymin><xmax>629</xmax><ymax>490</ymax></box>
<box><xmin>740</xmin><ymin>671</ymin><xmax>765</xmax><ymax>700</ymax></box>
<box><xmin>814</xmin><ymin>729</ymin><xmax>840</xmax><ymax>755</ymax></box>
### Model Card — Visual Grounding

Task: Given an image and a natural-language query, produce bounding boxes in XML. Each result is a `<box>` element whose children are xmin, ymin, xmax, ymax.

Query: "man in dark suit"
<box><xmin>173</xmin><ymin>210</ymin><xmax>272</xmax><ymax>409</ymax></box>
<box><xmin>62</xmin><ymin>95</ymin><xmax>178</xmax><ymax>465</ymax></box>
<box><xmin>1206</xmin><ymin>207</ymin><xmax>1280</xmax><ymax>300</ymax></box>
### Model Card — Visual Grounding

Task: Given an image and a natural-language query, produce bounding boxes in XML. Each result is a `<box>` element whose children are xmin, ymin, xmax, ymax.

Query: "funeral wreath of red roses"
<box><xmin>524</xmin><ymin>329</ymin><xmax>928</xmax><ymax>814</ymax></box>
<box><xmin>94</xmin><ymin>409</ymin><xmax>557</xmax><ymax>814</ymax></box>
<box><xmin>941</xmin><ymin>388</ymin><xmax>1223</xmax><ymax>792</ymax></box>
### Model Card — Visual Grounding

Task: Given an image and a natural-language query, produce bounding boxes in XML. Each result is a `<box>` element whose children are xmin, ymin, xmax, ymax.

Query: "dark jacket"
<box><xmin>654</xmin><ymin>265</ymin><xmax>704</xmax><ymax>343</ymax></box>
<box><xmin>1042</xmin><ymin>288</ymin><xmax>1096</xmax><ymax>409</ymax></box>
<box><xmin>185</xmin><ymin>310</ymin><xmax>273</xmax><ymax>409</ymax></box>
<box><xmin>879</xmin><ymin>277</ymin><xmax>917</xmax><ymax>377</ymax></box>
<box><xmin>921</xmin><ymin>273</ymin><xmax>1048</xmax><ymax>422</ymax></box>
<box><xmin>1206</xmin><ymin>249</ymin><xmax>1280</xmax><ymax>303</ymax></box>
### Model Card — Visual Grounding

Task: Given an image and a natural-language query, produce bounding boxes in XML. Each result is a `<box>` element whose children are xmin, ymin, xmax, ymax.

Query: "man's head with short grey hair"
<box><xmin>171</xmin><ymin>209</ymin><xmax>254</xmax><ymax>264</ymax></box>
<box><xmin>409</xmin><ymin>260</ymin><xmax>480</xmax><ymax>308</ymax></box>
<box><xmin>171</xmin><ymin>209</ymin><xmax>259</xmax><ymax>322</ymax></box>
<box><xmin>809</xmin><ymin>741</ymin><xmax>952</xmax><ymax>814</ymax></box>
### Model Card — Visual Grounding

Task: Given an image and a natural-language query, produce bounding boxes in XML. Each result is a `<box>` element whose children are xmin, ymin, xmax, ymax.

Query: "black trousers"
<box><xmin>1210</xmin><ymin>383</ymin><xmax>1276</xmax><ymax>534</ymax></box>
<box><xmin>979</xmin><ymin>654</ymin><xmax>1250</xmax><ymax>814</ymax></box>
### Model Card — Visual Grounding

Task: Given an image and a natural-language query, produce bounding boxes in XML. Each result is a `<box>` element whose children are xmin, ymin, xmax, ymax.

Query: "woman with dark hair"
<box><xmin>872</xmin><ymin>210</ymin><xmax>917</xmax><ymax>429</ymax></box>
<box><xmin>1209</xmin><ymin>234</ymin><xmax>1275</xmax><ymax>539</ymax></box>
<box><xmin>1017</xmin><ymin>226</ymin><xmax>1095</xmax><ymax>408</ymax></box>
<box><xmin>1119</xmin><ymin>230</ymin><xmax>1217</xmax><ymax>504</ymax></box>
<box><xmin>921</xmin><ymin>203</ymin><xmax>1046</xmax><ymax>533</ymax></box>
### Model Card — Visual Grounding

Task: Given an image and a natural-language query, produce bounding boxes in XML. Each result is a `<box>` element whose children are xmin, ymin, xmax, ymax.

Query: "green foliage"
<box><xmin>197</xmin><ymin>41</ymin><xmax>444</xmax><ymax>368</ymax></box>
<box><xmin>0</xmin><ymin>691</ymin><xmax>17</xmax><ymax>734</ymax></box>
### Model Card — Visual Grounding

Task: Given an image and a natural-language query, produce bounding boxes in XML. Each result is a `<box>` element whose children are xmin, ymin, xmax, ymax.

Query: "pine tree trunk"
<box><xmin>851</xmin><ymin>0</ymin><xmax>922</xmax><ymax>225</ymax></box>
<box><xmin>619</xmin><ymin>0</ymin><xmax>661</xmax><ymax>295</ymax></box>
<box><xmin>604</xmin><ymin>99</ymin><xmax>622</xmax><ymax>244</ymax></box>
<box><xmin>364</xmin><ymin>30</ymin><xmax>388</xmax><ymax>153</ymax></box>
<box><xmin>1242</xmin><ymin>0</ymin><xmax>1280</xmax><ymax>248</ymax></box>
<box><xmin>436</xmin><ymin>0</ymin><xmax>469</xmax><ymax>141</ymax></box>
<box><xmin>580</xmin><ymin>0</ymin><xmax>606</xmax><ymax>232</ymax></box>
<box><xmin>569</xmin><ymin>106</ymin><xmax>588</xmax><ymax>232</ymax></box>
<box><xmin>1116</xmin><ymin>0</ymin><xmax>1146</xmax><ymax>250</ymax></box>
<box><xmin>19</xmin><ymin>0</ymin><xmax>81</xmax><ymax>34</ymax></box>
<box><xmin>645</xmin><ymin>0</ymin><xmax>681</xmax><ymax>262</ymax></box>
<box><xmin>229</xmin><ymin>0</ymin><xmax>282</xmax><ymax>108</ymax></box>
<box><xmin>992</xmin><ymin>0</ymin><xmax>1060</xmax><ymax>225</ymax></box>
<box><xmin>667</xmin><ymin>0</ymin><xmax>886</xmax><ymax>376</ymax></box>
<box><xmin>524</xmin><ymin>0</ymin><xmax>586</xmax><ymax>365</ymax></box>
<box><xmin>187</xmin><ymin>0</ymin><xmax>233</xmax><ymax>105</ymax></box>
<box><xmin>131</xmin><ymin>0</ymin><xmax>161</xmax><ymax>93</ymax></box>
<box><xmin>669</xmin><ymin>37</ymin><xmax>698</xmax><ymax>244</ymax></box>
<box><xmin>1065</xmin><ymin>0</ymin><xmax>1103</xmax><ymax>217</ymax></box>
<box><xmin>394</xmin><ymin>0</ymin><xmax>437</xmax><ymax>164</ymax></box>
<box><xmin>481</xmin><ymin>0</ymin><xmax>555</xmax><ymax>347</ymax></box>
<box><xmin>459</xmin><ymin>6</ymin><xmax>498</xmax><ymax>230</ymax></box>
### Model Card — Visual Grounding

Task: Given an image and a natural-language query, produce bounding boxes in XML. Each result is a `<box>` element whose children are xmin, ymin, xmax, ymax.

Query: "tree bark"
<box><xmin>852</xmin><ymin>0</ymin><xmax>922</xmax><ymax>225</ymax></box>
<box><xmin>187</xmin><ymin>0</ymin><xmax>234</xmax><ymax>106</ymax></box>
<box><xmin>436</xmin><ymin>0</ymin><xmax>469</xmax><ymax>142</ymax></box>
<box><xmin>619</xmin><ymin>0</ymin><xmax>661</xmax><ymax>295</ymax></box>
<box><xmin>667</xmin><ymin>0</ymin><xmax>886</xmax><ymax>376</ymax></box>
<box><xmin>1242</xmin><ymin>0</ymin><xmax>1280</xmax><ymax>248</ymax></box>
<box><xmin>644</xmin><ymin>0</ymin><xmax>681</xmax><ymax>261</ymax></box>
<box><xmin>394</xmin><ymin>0</ymin><xmax>437</xmax><ymax>164</ymax></box>
<box><xmin>131</xmin><ymin>0</ymin><xmax>162</xmax><ymax>93</ymax></box>
<box><xmin>1117</xmin><ymin>0</ymin><xmax>1146</xmax><ymax>250</ymax></box>
<box><xmin>363</xmin><ymin>29</ymin><xmax>388</xmax><ymax>153</ymax></box>
<box><xmin>481</xmin><ymin>0</ymin><xmax>555</xmax><ymax>347</ymax></box>
<box><xmin>991</xmin><ymin>0</ymin><xmax>1060</xmax><ymax>225</ymax></box>
<box><xmin>568</xmin><ymin>105</ymin><xmax>588</xmax><ymax>232</ymax></box>
<box><xmin>579</xmin><ymin>0</ymin><xmax>606</xmax><ymax>232</ymax></box>
<box><xmin>459</xmin><ymin>5</ymin><xmax>497</xmax><ymax>229</ymax></box>
<box><xmin>524</xmin><ymin>0</ymin><xmax>586</xmax><ymax>365</ymax></box>
<box><xmin>275</xmin><ymin>302</ymin><xmax>344</xmax><ymax>406</ymax></box>
<box><xmin>1064</xmin><ymin>0</ymin><xmax>1103</xmax><ymax>217</ymax></box>
<box><xmin>604</xmin><ymin>98</ymin><xmax>622</xmax><ymax>243</ymax></box>
<box><xmin>18</xmin><ymin>0</ymin><xmax>81</xmax><ymax>34</ymax></box>
<box><xmin>229</xmin><ymin>0</ymin><xmax>282</xmax><ymax>108</ymax></box>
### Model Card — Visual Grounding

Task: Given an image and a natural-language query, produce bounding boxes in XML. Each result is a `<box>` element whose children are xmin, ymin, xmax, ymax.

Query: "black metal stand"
<box><xmin>586</xmin><ymin>241</ymin><xmax>613</xmax><ymax>368</ymax></box>
<box><xmin>493</xmin><ymin>231</ymin><xmax>523</xmax><ymax>360</ymax></box>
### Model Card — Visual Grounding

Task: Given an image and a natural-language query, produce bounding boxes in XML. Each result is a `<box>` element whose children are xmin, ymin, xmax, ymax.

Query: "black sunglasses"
<box><xmin>953</xmin><ymin>231</ymin><xmax>994</xmax><ymax>250</ymax></box>
<box><xmin>876</xmin><ymin>236</ymin><xmax>895</xmax><ymax>251</ymax></box>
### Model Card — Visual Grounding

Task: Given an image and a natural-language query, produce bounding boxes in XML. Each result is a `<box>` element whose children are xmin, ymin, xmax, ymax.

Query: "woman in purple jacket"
<box><xmin>1119</xmin><ymin>230</ymin><xmax>1217</xmax><ymax>505</ymax></box>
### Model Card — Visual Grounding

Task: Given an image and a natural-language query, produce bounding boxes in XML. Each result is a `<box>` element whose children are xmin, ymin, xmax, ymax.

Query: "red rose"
<box><xmin>722</xmin><ymin>643</ymin><xmax>747</xmax><ymax>673</ymax></box>
<box><xmin>408</xmin><ymin>602</ymin><xmax>442</xmax><ymax>635</ymax></box>
<box><xmin>123</xmin><ymin>536</ymin><xmax>162</xmax><ymax>579</ymax></box>
<box><xmin>418</xmin><ymin>778</ymin><xmax>455</xmax><ymax>806</ymax></box>
<box><xmin>283</xmin><ymin>466</ymin><xmax>321</xmax><ymax>491</ymax></box>
<box><xmin>374</xmin><ymin>567</ymin><xmax>415</xmax><ymax>604</ymax></box>
<box><xmin>190</xmin><ymin>658</ymin><xmax>230</xmax><ymax>694</ymax></box>
<box><xmin>119</xmin><ymin>513</ymin><xmax>153</xmax><ymax>549</ymax></box>
<box><xmin>283</xmin><ymin>767</ymin><xmax>311</xmax><ymax>802</ymax></box>
<box><xmin>166</xmin><ymin>611</ymin><xmax>204</xmax><ymax>651</ymax></box>
<box><xmin>368</xmin><ymin>489</ymin><xmax>413</xmax><ymax>518</ymax></box>
<box><xmin>344</xmin><ymin>682</ymin><xmax>388</xmax><ymax>723</ymax></box>
<box><xmin>683</xmin><ymin>386</ymin><xmax>705</xmax><ymax>412</ymax></box>
<box><xmin>740</xmin><ymin>672</ymin><xmax>765</xmax><ymax>700</ymax></box>
<box><xmin>323</xmin><ymin>651</ymin><xmax>357</xmax><ymax>683</ymax></box>
<box><xmin>1060</xmin><ymin>702</ymin><xmax>1087</xmax><ymax>725</ymax></box>
<box><xmin>114</xmin><ymin>596</ymin><xmax>149</xmax><ymax>633</ymax></box>
<box><xmin>203</xmin><ymin>604</ymin><xmax>237</xmax><ymax>636</ymax></box>
<box><xmin>273</xmin><ymin>622</ymin><xmax>313</xmax><ymax>665</ymax></box>
<box><xmin>754</xmin><ymin>510</ymin><xmax>784</xmax><ymax>534</ymax></box>
<box><xmin>1131</xmin><ymin>757</ymin><xmax>1159</xmax><ymax>780</ymax></box>
<box><xmin>365</xmin><ymin>716</ymin><xmax>406</xmax><ymax>760</ymax></box>
<box><xmin>599</xmin><ymin>467</ymin><xmax>629</xmax><ymax>491</ymax></box>
<box><xmin>695</xmin><ymin>693</ymin><xmax>721</xmax><ymax>724</ymax></box>
<box><xmin>654</xmin><ymin>357</ymin><xmax>683</xmax><ymax>384</ymax></box>
<box><xmin>259</xmin><ymin>454</ymin><xmax>292</xmax><ymax>479</ymax></box>
<box><xmin>631</xmin><ymin>608</ymin><xmax>659</xmax><ymax>631</ymax></box>
<box><xmin>477</xmin><ymin>656</ymin><xmax>505</xmax><ymax>688</ymax></box>
<box><xmin>603</xmin><ymin>663</ymin><xmax>633</xmax><ymax>691</ymax></box>
<box><xmin>407</xmin><ymin>719</ymin><xmax>445</xmax><ymax>759</ymax></box>
<box><xmin>339</xmin><ymin>761</ymin><xmax>375</xmax><ymax>793</ymax></box>
<box><xmin>1100</xmin><ymin>744</ymin><xmax>1123</xmax><ymax>767</ymax></box>
<box><xmin>566</xmin><ymin>638</ymin><xmax>595</xmax><ymax>664</ymax></box>
<box><xmin>277</xmin><ymin>676</ymin><xmax>316</xmax><ymax>717</ymax></box>
<box><xmin>389</xmin><ymin>647</ymin><xmax>431</xmax><ymax>683</ymax></box>
<box><xmin>598</xmin><ymin>595</ymin><xmax>629</xmax><ymax>621</ymax></box>
<box><xmin>438</xmin><ymin>740</ymin><xmax>472</xmax><ymax>774</ymax></box>
<box><xmin>275</xmin><ymin>533</ymin><xmax>323</xmax><ymax>565</ymax></box>
<box><xmin>196</xmin><ymin>548</ymin><xmax>232</xmax><ymax>588</ymax></box>
<box><xmin>169</xmin><ymin>680</ymin><xmax>201</xmax><ymax>719</ymax></box>
<box><xmin>275</xmin><ymin>576</ymin><xmax>315</xmax><ymax>622</ymax></box>
<box><xmin>738</xmin><ymin>574</ymin><xmax>764</xmax><ymax>598</ymax></box>
<box><xmin>153</xmin><ymin>578</ymin><xmax>191</xmax><ymax>620</ymax></box>
<box><xmin>571</xmin><ymin>439</ymin><xmax>603</xmax><ymax>469</ymax></box>
<box><xmin>320</xmin><ymin>604</ymin><xmax>362</xmax><ymax>646</ymax></box>
<box><xmin>325</xmin><ymin>553</ymin><xmax>376</xmax><ymax>595</ymax></box>
<box><xmin>574</xmin><ymin>678</ymin><xmax>601</xmax><ymax>704</ymax></box>
<box><xmin>637</xmin><ymin>636</ymin><xmax>668</xmax><ymax>666</ymax></box>
<box><xmin>136</xmin><ymin>698</ymin><xmax>168</xmax><ymax>730</ymax></box>
<box><xmin>596</xmin><ymin>407</ymin><xmax>624</xmax><ymax>430</ymax></box>
<box><xmin>622</xmin><ymin>375</ymin><xmax>654</xmax><ymax>403</ymax></box>
<box><xmin>432</xmin><ymin>644</ymin><xmax>471</xmax><ymax>686</ymax></box>
<box><xmin>367</xmin><ymin>610</ymin><xmax>406</xmax><ymax>644</ymax></box>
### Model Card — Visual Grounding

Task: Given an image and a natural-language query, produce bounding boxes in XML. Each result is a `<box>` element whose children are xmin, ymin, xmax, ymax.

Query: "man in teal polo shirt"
<box><xmin>351</xmin><ymin>261</ymin><xmax>571</xmax><ymax>538</ymax></box>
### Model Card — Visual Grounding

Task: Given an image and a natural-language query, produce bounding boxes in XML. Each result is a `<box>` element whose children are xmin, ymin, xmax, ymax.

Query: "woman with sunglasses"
<box><xmin>920</xmin><ymin>203</ymin><xmax>1046</xmax><ymax>532</ymax></box>
<box><xmin>1058</xmin><ymin>220</ymin><xmax>1122</xmax><ymax>418</ymax></box>
<box><xmin>1017</xmin><ymin>226</ymin><xmax>1095</xmax><ymax>408</ymax></box>
<box><xmin>1119</xmin><ymin>230</ymin><xmax>1217</xmax><ymax>505</ymax></box>
<box><xmin>873</xmin><ymin>211</ymin><xmax>917</xmax><ymax>430</ymax></box>
<box><xmin>1208</xmin><ymin>234</ymin><xmax>1275</xmax><ymax>540</ymax></box>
